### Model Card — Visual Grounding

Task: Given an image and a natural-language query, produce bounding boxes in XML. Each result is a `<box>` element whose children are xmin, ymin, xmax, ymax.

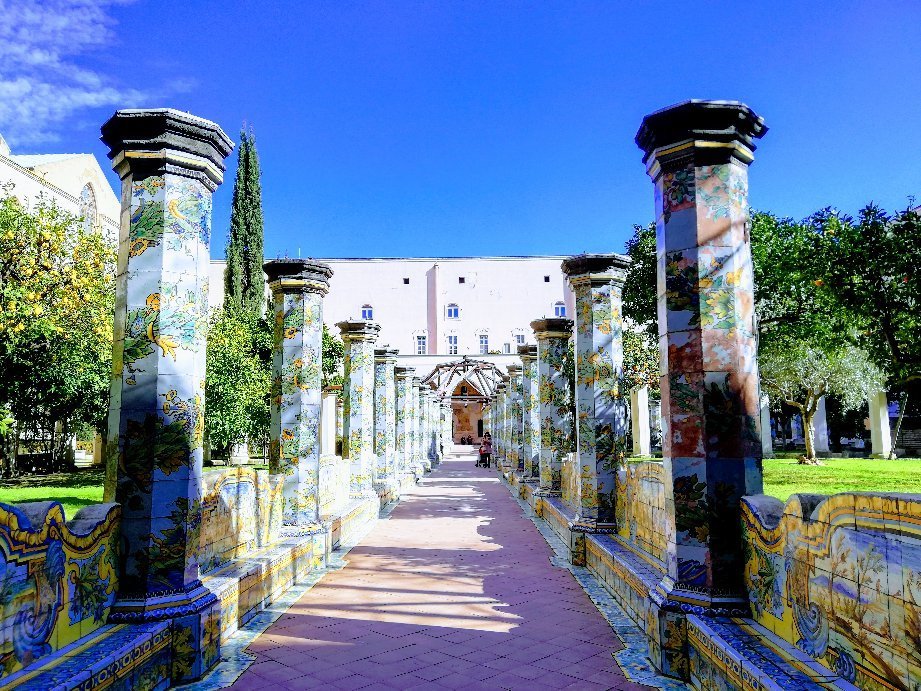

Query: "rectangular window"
<box><xmin>544</xmin><ymin>275</ymin><xmax>550</xmax><ymax>282</ymax></box>
<box><xmin>403</xmin><ymin>277</ymin><xmax>409</xmax><ymax>285</ymax></box>
<box><xmin>458</xmin><ymin>276</ymin><xmax>465</xmax><ymax>284</ymax></box>
<box><xmin>515</xmin><ymin>334</ymin><xmax>525</xmax><ymax>346</ymax></box>
<box><xmin>503</xmin><ymin>343</ymin><xmax>511</xmax><ymax>354</ymax></box>
<box><xmin>361</xmin><ymin>306</ymin><xmax>373</xmax><ymax>320</ymax></box>
<box><xmin>416</xmin><ymin>335</ymin><xmax>427</xmax><ymax>355</ymax></box>
<box><xmin>447</xmin><ymin>335</ymin><xmax>458</xmax><ymax>355</ymax></box>
<box><xmin>479</xmin><ymin>334</ymin><xmax>488</xmax><ymax>354</ymax></box>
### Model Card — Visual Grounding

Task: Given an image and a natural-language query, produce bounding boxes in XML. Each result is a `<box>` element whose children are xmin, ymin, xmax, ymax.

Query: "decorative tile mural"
<box><xmin>615</xmin><ymin>461</ymin><xmax>669</xmax><ymax>566</ymax></box>
<box><xmin>743</xmin><ymin>493</ymin><xmax>921</xmax><ymax>690</ymax></box>
<box><xmin>338</xmin><ymin>322</ymin><xmax>380</xmax><ymax>495</ymax></box>
<box><xmin>0</xmin><ymin>502</ymin><xmax>120</xmax><ymax>682</ymax></box>
<box><xmin>507</xmin><ymin>365</ymin><xmax>523</xmax><ymax>471</ymax></box>
<box><xmin>373</xmin><ymin>350</ymin><xmax>398</xmax><ymax>490</ymax></box>
<box><xmin>520</xmin><ymin>346</ymin><xmax>541</xmax><ymax>479</ymax></box>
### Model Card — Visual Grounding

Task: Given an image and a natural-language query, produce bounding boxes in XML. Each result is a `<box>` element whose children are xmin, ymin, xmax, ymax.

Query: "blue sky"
<box><xmin>2</xmin><ymin>1</ymin><xmax>919</xmax><ymax>259</ymax></box>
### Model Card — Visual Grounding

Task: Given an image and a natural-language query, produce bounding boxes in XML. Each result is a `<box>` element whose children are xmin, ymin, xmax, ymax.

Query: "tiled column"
<box><xmin>506</xmin><ymin>364</ymin><xmax>524</xmax><ymax>472</ymax></box>
<box><xmin>418</xmin><ymin>388</ymin><xmax>430</xmax><ymax>472</ymax></box>
<box><xmin>395</xmin><ymin>367</ymin><xmax>415</xmax><ymax>485</ymax></box>
<box><xmin>338</xmin><ymin>320</ymin><xmax>381</xmax><ymax>497</ymax></box>
<box><xmin>441</xmin><ymin>401</ymin><xmax>452</xmax><ymax>456</ymax></box>
<box><xmin>531</xmin><ymin>318</ymin><xmax>574</xmax><ymax>494</ymax></box>
<box><xmin>101</xmin><ymin>109</ymin><xmax>232</xmax><ymax>681</ymax></box>
<box><xmin>266</xmin><ymin>259</ymin><xmax>333</xmax><ymax>525</ymax></box>
<box><xmin>519</xmin><ymin>345</ymin><xmax>541</xmax><ymax>481</ymax></box>
<box><xmin>631</xmin><ymin>386</ymin><xmax>652</xmax><ymax>456</ymax></box>
<box><xmin>562</xmin><ymin>254</ymin><xmax>630</xmax><ymax>528</ymax></box>
<box><xmin>374</xmin><ymin>348</ymin><xmax>399</xmax><ymax>494</ymax></box>
<box><xmin>411</xmin><ymin>377</ymin><xmax>424</xmax><ymax>475</ymax></box>
<box><xmin>636</xmin><ymin>100</ymin><xmax>767</xmax><ymax>619</ymax></box>
<box><xmin>495</xmin><ymin>382</ymin><xmax>507</xmax><ymax>467</ymax></box>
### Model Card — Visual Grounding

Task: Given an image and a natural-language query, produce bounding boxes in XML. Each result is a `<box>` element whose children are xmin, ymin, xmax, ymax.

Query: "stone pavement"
<box><xmin>227</xmin><ymin>450</ymin><xmax>660</xmax><ymax>690</ymax></box>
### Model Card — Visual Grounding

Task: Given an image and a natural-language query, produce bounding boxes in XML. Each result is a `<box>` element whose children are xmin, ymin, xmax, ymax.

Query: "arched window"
<box><xmin>361</xmin><ymin>304</ymin><xmax>373</xmax><ymax>320</ymax></box>
<box><xmin>446</xmin><ymin>303</ymin><xmax>460</xmax><ymax>319</ymax></box>
<box><xmin>79</xmin><ymin>183</ymin><xmax>97</xmax><ymax>231</ymax></box>
<box><xmin>554</xmin><ymin>301</ymin><xmax>566</xmax><ymax>317</ymax></box>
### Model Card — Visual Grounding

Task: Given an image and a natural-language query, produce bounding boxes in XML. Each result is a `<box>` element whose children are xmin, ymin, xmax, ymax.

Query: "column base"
<box><xmin>569</xmin><ymin>518</ymin><xmax>617</xmax><ymax>534</ymax></box>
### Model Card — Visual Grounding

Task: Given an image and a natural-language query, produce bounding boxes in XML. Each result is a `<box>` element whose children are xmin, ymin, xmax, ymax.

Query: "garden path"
<box><xmin>228</xmin><ymin>450</ymin><xmax>659</xmax><ymax>690</ymax></box>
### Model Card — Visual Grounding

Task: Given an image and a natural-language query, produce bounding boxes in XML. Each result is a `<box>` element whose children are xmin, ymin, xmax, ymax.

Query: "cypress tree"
<box><xmin>224</xmin><ymin>128</ymin><xmax>266</xmax><ymax>319</ymax></box>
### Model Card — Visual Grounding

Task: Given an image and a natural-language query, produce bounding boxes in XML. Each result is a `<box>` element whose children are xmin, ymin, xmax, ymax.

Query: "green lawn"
<box><xmin>0</xmin><ymin>469</ymin><xmax>105</xmax><ymax>517</ymax></box>
<box><xmin>2</xmin><ymin>457</ymin><xmax>921</xmax><ymax>519</ymax></box>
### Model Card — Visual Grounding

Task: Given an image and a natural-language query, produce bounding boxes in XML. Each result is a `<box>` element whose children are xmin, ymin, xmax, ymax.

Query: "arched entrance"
<box><xmin>421</xmin><ymin>357</ymin><xmax>503</xmax><ymax>444</ymax></box>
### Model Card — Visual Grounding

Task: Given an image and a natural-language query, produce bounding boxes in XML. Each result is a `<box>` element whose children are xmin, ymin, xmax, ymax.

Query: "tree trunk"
<box><xmin>803</xmin><ymin>409</ymin><xmax>817</xmax><ymax>463</ymax></box>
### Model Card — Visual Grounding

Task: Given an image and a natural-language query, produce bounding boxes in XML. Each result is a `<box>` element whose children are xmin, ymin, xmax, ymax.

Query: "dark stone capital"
<box><xmin>101</xmin><ymin>108</ymin><xmax>234</xmax><ymax>190</ymax></box>
<box><xmin>561</xmin><ymin>253</ymin><xmax>631</xmax><ymax>287</ymax></box>
<box><xmin>635</xmin><ymin>100</ymin><xmax>767</xmax><ymax>173</ymax></box>
<box><xmin>265</xmin><ymin>259</ymin><xmax>333</xmax><ymax>296</ymax></box>
<box><xmin>395</xmin><ymin>367</ymin><xmax>415</xmax><ymax>380</ymax></box>
<box><xmin>337</xmin><ymin>320</ymin><xmax>381</xmax><ymax>342</ymax></box>
<box><xmin>531</xmin><ymin>318</ymin><xmax>573</xmax><ymax>339</ymax></box>
<box><xmin>374</xmin><ymin>347</ymin><xmax>400</xmax><ymax>363</ymax></box>
<box><xmin>518</xmin><ymin>344</ymin><xmax>538</xmax><ymax>362</ymax></box>
<box><xmin>506</xmin><ymin>363</ymin><xmax>522</xmax><ymax>375</ymax></box>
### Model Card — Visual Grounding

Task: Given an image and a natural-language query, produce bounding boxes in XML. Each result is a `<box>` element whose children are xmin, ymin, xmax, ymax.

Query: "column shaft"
<box><xmin>374</xmin><ymin>348</ymin><xmax>399</xmax><ymax>492</ymax></box>
<box><xmin>532</xmin><ymin>318</ymin><xmax>573</xmax><ymax>493</ymax></box>
<box><xmin>338</xmin><ymin>320</ymin><xmax>381</xmax><ymax>496</ymax></box>
<box><xmin>519</xmin><ymin>345</ymin><xmax>541</xmax><ymax>480</ymax></box>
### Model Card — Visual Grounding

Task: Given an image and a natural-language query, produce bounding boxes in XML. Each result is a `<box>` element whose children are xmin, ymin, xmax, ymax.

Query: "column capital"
<box><xmin>374</xmin><ymin>347</ymin><xmax>400</xmax><ymax>364</ymax></box>
<box><xmin>518</xmin><ymin>344</ymin><xmax>538</xmax><ymax>363</ymax></box>
<box><xmin>337</xmin><ymin>320</ymin><xmax>381</xmax><ymax>342</ymax></box>
<box><xmin>395</xmin><ymin>366</ymin><xmax>415</xmax><ymax>380</ymax></box>
<box><xmin>496</xmin><ymin>382</ymin><xmax>507</xmax><ymax>394</ymax></box>
<box><xmin>411</xmin><ymin>376</ymin><xmax>422</xmax><ymax>389</ymax></box>
<box><xmin>531</xmin><ymin>318</ymin><xmax>573</xmax><ymax>340</ymax></box>
<box><xmin>562</xmin><ymin>253</ymin><xmax>630</xmax><ymax>288</ymax></box>
<box><xmin>635</xmin><ymin>99</ymin><xmax>767</xmax><ymax>176</ymax></box>
<box><xmin>506</xmin><ymin>363</ymin><xmax>522</xmax><ymax>376</ymax></box>
<box><xmin>100</xmin><ymin>108</ymin><xmax>234</xmax><ymax>190</ymax></box>
<box><xmin>265</xmin><ymin>259</ymin><xmax>333</xmax><ymax>296</ymax></box>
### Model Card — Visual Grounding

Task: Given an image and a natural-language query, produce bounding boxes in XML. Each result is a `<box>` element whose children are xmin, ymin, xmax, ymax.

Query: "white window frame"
<box><xmin>478</xmin><ymin>334</ymin><xmax>489</xmax><ymax>355</ymax></box>
<box><xmin>447</xmin><ymin>335</ymin><xmax>458</xmax><ymax>355</ymax></box>
<box><xmin>361</xmin><ymin>304</ymin><xmax>373</xmax><ymax>320</ymax></box>
<box><xmin>553</xmin><ymin>302</ymin><xmax>566</xmax><ymax>318</ymax></box>
<box><xmin>416</xmin><ymin>335</ymin><xmax>427</xmax><ymax>355</ymax></box>
<box><xmin>446</xmin><ymin>303</ymin><xmax>460</xmax><ymax>320</ymax></box>
<box><xmin>515</xmin><ymin>333</ymin><xmax>526</xmax><ymax>346</ymax></box>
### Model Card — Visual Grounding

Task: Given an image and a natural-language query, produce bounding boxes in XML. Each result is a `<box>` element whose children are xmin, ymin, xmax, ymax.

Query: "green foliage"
<box><xmin>204</xmin><ymin>309</ymin><xmax>272</xmax><ymax>451</ymax></box>
<box><xmin>623</xmin><ymin>329</ymin><xmax>659</xmax><ymax>395</ymax></box>
<box><xmin>811</xmin><ymin>205</ymin><xmax>921</xmax><ymax>387</ymax></box>
<box><xmin>622</xmin><ymin>222</ymin><xmax>657</xmax><ymax>338</ymax></box>
<box><xmin>760</xmin><ymin>342</ymin><xmax>884</xmax><ymax>460</ymax></box>
<box><xmin>0</xmin><ymin>186</ymin><xmax>116</xmax><ymax>472</ymax></box>
<box><xmin>224</xmin><ymin>128</ymin><xmax>266</xmax><ymax>320</ymax></box>
<box><xmin>322</xmin><ymin>324</ymin><xmax>344</xmax><ymax>387</ymax></box>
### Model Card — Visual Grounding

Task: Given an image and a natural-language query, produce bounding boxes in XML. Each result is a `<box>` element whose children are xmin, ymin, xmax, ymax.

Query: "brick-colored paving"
<box><xmin>230</xmin><ymin>450</ymin><xmax>652</xmax><ymax>690</ymax></box>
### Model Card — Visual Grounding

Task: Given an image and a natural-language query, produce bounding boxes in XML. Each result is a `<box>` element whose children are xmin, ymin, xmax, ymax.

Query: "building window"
<box><xmin>554</xmin><ymin>301</ymin><xmax>566</xmax><ymax>317</ymax></box>
<box><xmin>79</xmin><ymin>183</ymin><xmax>97</xmax><ymax>231</ymax></box>
<box><xmin>458</xmin><ymin>276</ymin><xmax>466</xmax><ymax>284</ymax></box>
<box><xmin>446</xmin><ymin>303</ymin><xmax>459</xmax><ymax>319</ymax></box>
<box><xmin>544</xmin><ymin>275</ymin><xmax>550</xmax><ymax>282</ymax></box>
<box><xmin>460</xmin><ymin>385</ymin><xmax>468</xmax><ymax>396</ymax></box>
<box><xmin>515</xmin><ymin>334</ymin><xmax>525</xmax><ymax>346</ymax></box>
<box><xmin>479</xmin><ymin>334</ymin><xmax>489</xmax><ymax>354</ymax></box>
<box><xmin>403</xmin><ymin>277</ymin><xmax>410</xmax><ymax>285</ymax></box>
<box><xmin>447</xmin><ymin>335</ymin><xmax>458</xmax><ymax>355</ymax></box>
<box><xmin>503</xmin><ymin>343</ymin><xmax>511</xmax><ymax>354</ymax></box>
<box><xmin>361</xmin><ymin>304</ymin><xmax>373</xmax><ymax>320</ymax></box>
<box><xmin>416</xmin><ymin>335</ymin><xmax>427</xmax><ymax>354</ymax></box>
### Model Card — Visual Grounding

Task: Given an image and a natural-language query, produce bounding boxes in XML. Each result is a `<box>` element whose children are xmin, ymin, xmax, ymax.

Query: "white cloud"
<box><xmin>0</xmin><ymin>0</ymin><xmax>186</xmax><ymax>146</ymax></box>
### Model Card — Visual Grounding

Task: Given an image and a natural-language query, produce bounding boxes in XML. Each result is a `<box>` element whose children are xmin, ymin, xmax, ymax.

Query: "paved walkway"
<box><xmin>229</xmin><ymin>451</ymin><xmax>654</xmax><ymax>690</ymax></box>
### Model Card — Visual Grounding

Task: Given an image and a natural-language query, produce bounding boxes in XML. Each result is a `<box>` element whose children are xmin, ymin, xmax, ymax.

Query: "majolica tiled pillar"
<box><xmin>266</xmin><ymin>259</ymin><xmax>333</xmax><ymax>525</ymax></box>
<box><xmin>519</xmin><ymin>345</ymin><xmax>541</xmax><ymax>480</ymax></box>
<box><xmin>101</xmin><ymin>109</ymin><xmax>232</xmax><ymax>681</ymax></box>
<box><xmin>507</xmin><ymin>364</ymin><xmax>524</xmax><ymax>472</ymax></box>
<box><xmin>562</xmin><ymin>254</ymin><xmax>630</xmax><ymax>528</ymax></box>
<box><xmin>374</xmin><ymin>348</ymin><xmax>399</xmax><ymax>493</ymax></box>
<box><xmin>395</xmin><ymin>367</ymin><xmax>415</xmax><ymax>484</ymax></box>
<box><xmin>532</xmin><ymin>318</ymin><xmax>573</xmax><ymax>494</ymax></box>
<box><xmin>495</xmin><ymin>382</ymin><xmax>507</xmax><ymax>467</ymax></box>
<box><xmin>441</xmin><ymin>401</ymin><xmax>452</xmax><ymax>456</ymax></box>
<box><xmin>411</xmin><ymin>377</ymin><xmax>424</xmax><ymax>475</ymax></box>
<box><xmin>636</xmin><ymin>100</ymin><xmax>767</xmax><ymax>616</ymax></box>
<box><xmin>338</xmin><ymin>320</ymin><xmax>381</xmax><ymax>497</ymax></box>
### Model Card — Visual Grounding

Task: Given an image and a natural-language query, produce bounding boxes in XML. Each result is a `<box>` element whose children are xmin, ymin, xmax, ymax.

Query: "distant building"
<box><xmin>209</xmin><ymin>256</ymin><xmax>577</xmax><ymax>358</ymax></box>
<box><xmin>0</xmin><ymin>133</ymin><xmax>119</xmax><ymax>237</ymax></box>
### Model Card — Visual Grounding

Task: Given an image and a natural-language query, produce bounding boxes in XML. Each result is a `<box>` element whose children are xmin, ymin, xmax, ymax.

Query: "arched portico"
<box><xmin>421</xmin><ymin>356</ymin><xmax>503</xmax><ymax>443</ymax></box>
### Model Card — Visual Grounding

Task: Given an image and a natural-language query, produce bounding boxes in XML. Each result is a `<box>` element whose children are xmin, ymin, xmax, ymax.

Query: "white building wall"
<box><xmin>209</xmin><ymin>256</ymin><xmax>574</xmax><ymax>357</ymax></box>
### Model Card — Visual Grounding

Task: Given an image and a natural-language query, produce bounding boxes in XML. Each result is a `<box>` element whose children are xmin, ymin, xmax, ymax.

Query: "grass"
<box><xmin>0</xmin><ymin>469</ymin><xmax>104</xmax><ymax>517</ymax></box>
<box><xmin>2</xmin><ymin>457</ymin><xmax>921</xmax><ymax>518</ymax></box>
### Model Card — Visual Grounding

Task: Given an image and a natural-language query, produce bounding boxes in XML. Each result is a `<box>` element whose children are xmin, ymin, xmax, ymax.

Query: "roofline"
<box><xmin>211</xmin><ymin>254</ymin><xmax>579</xmax><ymax>264</ymax></box>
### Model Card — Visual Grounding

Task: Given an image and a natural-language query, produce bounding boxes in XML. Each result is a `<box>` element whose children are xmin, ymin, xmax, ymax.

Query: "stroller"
<box><xmin>476</xmin><ymin>441</ymin><xmax>492</xmax><ymax>468</ymax></box>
